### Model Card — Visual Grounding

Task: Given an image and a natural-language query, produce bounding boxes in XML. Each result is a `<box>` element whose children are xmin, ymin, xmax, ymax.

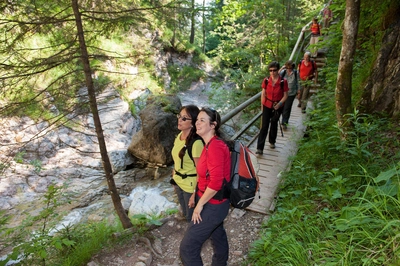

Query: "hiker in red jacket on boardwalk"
<box><xmin>256</xmin><ymin>61</ymin><xmax>288</xmax><ymax>154</ymax></box>
<box><xmin>298</xmin><ymin>52</ymin><xmax>318</xmax><ymax>113</ymax></box>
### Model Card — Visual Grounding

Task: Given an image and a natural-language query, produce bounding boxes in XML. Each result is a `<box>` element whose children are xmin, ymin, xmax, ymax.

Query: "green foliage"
<box><xmin>3</xmin><ymin>184</ymin><xmax>66</xmax><ymax>265</ymax></box>
<box><xmin>247</xmin><ymin>64</ymin><xmax>400</xmax><ymax>266</ymax></box>
<box><xmin>167</xmin><ymin>65</ymin><xmax>206</xmax><ymax>93</ymax></box>
<box><xmin>56</xmin><ymin>221</ymin><xmax>121</xmax><ymax>266</ymax></box>
<box><xmin>130</xmin><ymin>214</ymin><xmax>163</xmax><ymax>234</ymax></box>
<box><xmin>247</xmin><ymin>3</ymin><xmax>400</xmax><ymax>258</ymax></box>
<box><xmin>248</xmin><ymin>100</ymin><xmax>400</xmax><ymax>265</ymax></box>
<box><xmin>30</xmin><ymin>159</ymin><xmax>43</xmax><ymax>173</ymax></box>
<box><xmin>14</xmin><ymin>151</ymin><xmax>26</xmax><ymax>164</ymax></box>
<box><xmin>0</xmin><ymin>184</ymin><xmax>123</xmax><ymax>266</ymax></box>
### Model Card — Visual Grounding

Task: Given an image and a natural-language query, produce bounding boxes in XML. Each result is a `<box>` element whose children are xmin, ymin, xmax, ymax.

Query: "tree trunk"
<box><xmin>190</xmin><ymin>0</ymin><xmax>195</xmax><ymax>44</ymax></box>
<box><xmin>202</xmin><ymin>0</ymin><xmax>206</xmax><ymax>53</ymax></box>
<box><xmin>71</xmin><ymin>0</ymin><xmax>133</xmax><ymax>229</ymax></box>
<box><xmin>335</xmin><ymin>0</ymin><xmax>360</xmax><ymax>138</ymax></box>
<box><xmin>360</xmin><ymin>18</ymin><xmax>400</xmax><ymax>118</ymax></box>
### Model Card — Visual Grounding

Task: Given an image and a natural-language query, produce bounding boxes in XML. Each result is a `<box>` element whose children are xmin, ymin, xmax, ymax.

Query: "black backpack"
<box><xmin>172</xmin><ymin>134</ymin><xmax>204</xmax><ymax>184</ymax></box>
<box><xmin>179</xmin><ymin>134</ymin><xmax>204</xmax><ymax>169</ymax></box>
<box><xmin>184</xmin><ymin>135</ymin><xmax>204</xmax><ymax>168</ymax></box>
<box><xmin>228</xmin><ymin>140</ymin><xmax>260</xmax><ymax>209</ymax></box>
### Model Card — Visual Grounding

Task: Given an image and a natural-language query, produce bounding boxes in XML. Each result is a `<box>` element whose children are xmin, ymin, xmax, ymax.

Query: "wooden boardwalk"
<box><xmin>246</xmin><ymin>101</ymin><xmax>307</xmax><ymax>214</ymax></box>
<box><xmin>244</xmin><ymin>50</ymin><xmax>326</xmax><ymax>214</ymax></box>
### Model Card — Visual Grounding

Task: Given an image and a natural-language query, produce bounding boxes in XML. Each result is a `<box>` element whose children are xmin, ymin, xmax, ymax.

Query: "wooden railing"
<box><xmin>220</xmin><ymin>93</ymin><xmax>261</xmax><ymax>146</ymax></box>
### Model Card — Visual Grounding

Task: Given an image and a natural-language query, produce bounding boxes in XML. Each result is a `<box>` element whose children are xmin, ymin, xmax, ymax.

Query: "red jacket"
<box><xmin>298</xmin><ymin>60</ymin><xmax>317</xmax><ymax>81</ymax></box>
<box><xmin>196</xmin><ymin>136</ymin><xmax>231</xmax><ymax>204</ymax></box>
<box><xmin>310</xmin><ymin>23</ymin><xmax>321</xmax><ymax>36</ymax></box>
<box><xmin>261</xmin><ymin>77</ymin><xmax>289</xmax><ymax>109</ymax></box>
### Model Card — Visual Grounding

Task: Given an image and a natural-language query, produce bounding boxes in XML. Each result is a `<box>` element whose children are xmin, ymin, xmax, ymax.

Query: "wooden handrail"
<box><xmin>221</xmin><ymin>92</ymin><xmax>261</xmax><ymax>125</ymax></box>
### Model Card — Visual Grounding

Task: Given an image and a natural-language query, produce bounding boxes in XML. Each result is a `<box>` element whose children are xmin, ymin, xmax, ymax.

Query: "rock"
<box><xmin>128</xmin><ymin>187</ymin><xmax>177</xmax><ymax>217</ymax></box>
<box><xmin>138</xmin><ymin>252</ymin><xmax>152</xmax><ymax>265</ymax></box>
<box><xmin>230</xmin><ymin>208</ymin><xmax>247</xmax><ymax>219</ymax></box>
<box><xmin>128</xmin><ymin>95</ymin><xmax>181</xmax><ymax>166</ymax></box>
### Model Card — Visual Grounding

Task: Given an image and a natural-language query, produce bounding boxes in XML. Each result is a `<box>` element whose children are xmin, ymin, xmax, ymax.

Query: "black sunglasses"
<box><xmin>201</xmin><ymin>107</ymin><xmax>216</xmax><ymax>113</ymax></box>
<box><xmin>177</xmin><ymin>114</ymin><xmax>192</xmax><ymax>121</ymax></box>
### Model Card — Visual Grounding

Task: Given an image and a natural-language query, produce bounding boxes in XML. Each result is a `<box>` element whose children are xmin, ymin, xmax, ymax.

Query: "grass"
<box><xmin>58</xmin><ymin>221</ymin><xmax>122</xmax><ymax>266</ymax></box>
<box><xmin>247</xmin><ymin>109</ymin><xmax>400</xmax><ymax>265</ymax></box>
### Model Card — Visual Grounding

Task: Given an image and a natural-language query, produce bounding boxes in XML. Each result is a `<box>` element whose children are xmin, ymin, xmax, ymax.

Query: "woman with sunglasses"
<box><xmin>256</xmin><ymin>61</ymin><xmax>289</xmax><ymax>154</ymax></box>
<box><xmin>171</xmin><ymin>105</ymin><xmax>204</xmax><ymax>222</ymax></box>
<box><xmin>180</xmin><ymin>107</ymin><xmax>231</xmax><ymax>266</ymax></box>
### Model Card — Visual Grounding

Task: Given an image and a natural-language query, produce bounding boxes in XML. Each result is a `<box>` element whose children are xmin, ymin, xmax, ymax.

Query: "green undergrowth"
<box><xmin>247</xmin><ymin>88</ymin><xmax>400</xmax><ymax>265</ymax></box>
<box><xmin>0</xmin><ymin>184</ymin><xmax>178</xmax><ymax>266</ymax></box>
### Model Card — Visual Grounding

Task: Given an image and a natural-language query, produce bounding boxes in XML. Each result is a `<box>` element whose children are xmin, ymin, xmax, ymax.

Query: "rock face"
<box><xmin>360</xmin><ymin>18</ymin><xmax>400</xmax><ymax>118</ymax></box>
<box><xmin>128</xmin><ymin>95</ymin><xmax>181</xmax><ymax>166</ymax></box>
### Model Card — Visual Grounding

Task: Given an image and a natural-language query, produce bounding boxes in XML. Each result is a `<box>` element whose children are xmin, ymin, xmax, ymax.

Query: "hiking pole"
<box><xmin>278</xmin><ymin>119</ymin><xmax>284</xmax><ymax>137</ymax></box>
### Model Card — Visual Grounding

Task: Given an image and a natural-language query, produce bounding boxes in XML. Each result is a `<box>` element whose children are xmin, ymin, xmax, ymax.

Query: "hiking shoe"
<box><xmin>255</xmin><ymin>149</ymin><xmax>263</xmax><ymax>155</ymax></box>
<box><xmin>282</xmin><ymin>123</ymin><xmax>288</xmax><ymax>130</ymax></box>
<box><xmin>269</xmin><ymin>143</ymin><xmax>276</xmax><ymax>149</ymax></box>
<box><xmin>302</xmin><ymin>109</ymin><xmax>306</xmax><ymax>114</ymax></box>
<box><xmin>297</xmin><ymin>103</ymin><xmax>301</xmax><ymax>108</ymax></box>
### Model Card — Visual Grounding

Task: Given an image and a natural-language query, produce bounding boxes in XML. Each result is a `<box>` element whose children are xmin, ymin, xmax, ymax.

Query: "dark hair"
<box><xmin>200</xmin><ymin>107</ymin><xmax>223</xmax><ymax>137</ymax></box>
<box><xmin>268</xmin><ymin>61</ymin><xmax>280</xmax><ymax>70</ymax></box>
<box><xmin>178</xmin><ymin>105</ymin><xmax>200</xmax><ymax>160</ymax></box>
<box><xmin>285</xmin><ymin>60</ymin><xmax>295</xmax><ymax>69</ymax></box>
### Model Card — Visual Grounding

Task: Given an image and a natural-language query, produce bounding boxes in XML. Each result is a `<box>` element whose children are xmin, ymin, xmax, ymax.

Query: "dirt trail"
<box><xmin>90</xmin><ymin>209</ymin><xmax>268</xmax><ymax>266</ymax></box>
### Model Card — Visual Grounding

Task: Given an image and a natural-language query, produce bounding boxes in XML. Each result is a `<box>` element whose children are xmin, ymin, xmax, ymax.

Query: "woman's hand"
<box><xmin>192</xmin><ymin>204</ymin><xmax>203</xmax><ymax>224</ymax></box>
<box><xmin>188</xmin><ymin>193</ymin><xmax>195</xmax><ymax>208</ymax></box>
<box><xmin>274</xmin><ymin>102</ymin><xmax>282</xmax><ymax>110</ymax></box>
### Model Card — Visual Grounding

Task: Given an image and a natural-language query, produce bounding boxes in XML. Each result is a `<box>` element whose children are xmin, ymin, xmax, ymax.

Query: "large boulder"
<box><xmin>128</xmin><ymin>94</ymin><xmax>181</xmax><ymax>166</ymax></box>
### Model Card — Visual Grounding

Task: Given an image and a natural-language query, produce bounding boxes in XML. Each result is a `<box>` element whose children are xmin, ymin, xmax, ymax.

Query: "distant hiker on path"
<box><xmin>279</xmin><ymin>60</ymin><xmax>300</xmax><ymax>130</ymax></box>
<box><xmin>323</xmin><ymin>1</ymin><xmax>333</xmax><ymax>29</ymax></box>
<box><xmin>256</xmin><ymin>61</ymin><xmax>289</xmax><ymax>154</ymax></box>
<box><xmin>303</xmin><ymin>17</ymin><xmax>321</xmax><ymax>57</ymax></box>
<box><xmin>298</xmin><ymin>52</ymin><xmax>318</xmax><ymax>113</ymax></box>
<box><xmin>180</xmin><ymin>107</ymin><xmax>231</xmax><ymax>266</ymax></box>
<box><xmin>171</xmin><ymin>105</ymin><xmax>203</xmax><ymax>222</ymax></box>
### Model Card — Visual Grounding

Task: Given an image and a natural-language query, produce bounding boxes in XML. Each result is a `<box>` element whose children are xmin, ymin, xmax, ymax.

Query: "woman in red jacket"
<box><xmin>256</xmin><ymin>61</ymin><xmax>288</xmax><ymax>154</ymax></box>
<box><xmin>179</xmin><ymin>107</ymin><xmax>231</xmax><ymax>266</ymax></box>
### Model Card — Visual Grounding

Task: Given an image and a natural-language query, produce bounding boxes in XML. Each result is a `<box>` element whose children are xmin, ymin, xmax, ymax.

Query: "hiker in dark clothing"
<box><xmin>279</xmin><ymin>60</ymin><xmax>300</xmax><ymax>130</ymax></box>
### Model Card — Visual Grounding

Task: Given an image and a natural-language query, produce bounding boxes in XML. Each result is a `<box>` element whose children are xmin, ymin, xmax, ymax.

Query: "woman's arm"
<box><xmin>192</xmin><ymin>187</ymin><xmax>218</xmax><ymax>224</ymax></box>
<box><xmin>261</xmin><ymin>88</ymin><xmax>265</xmax><ymax>111</ymax></box>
